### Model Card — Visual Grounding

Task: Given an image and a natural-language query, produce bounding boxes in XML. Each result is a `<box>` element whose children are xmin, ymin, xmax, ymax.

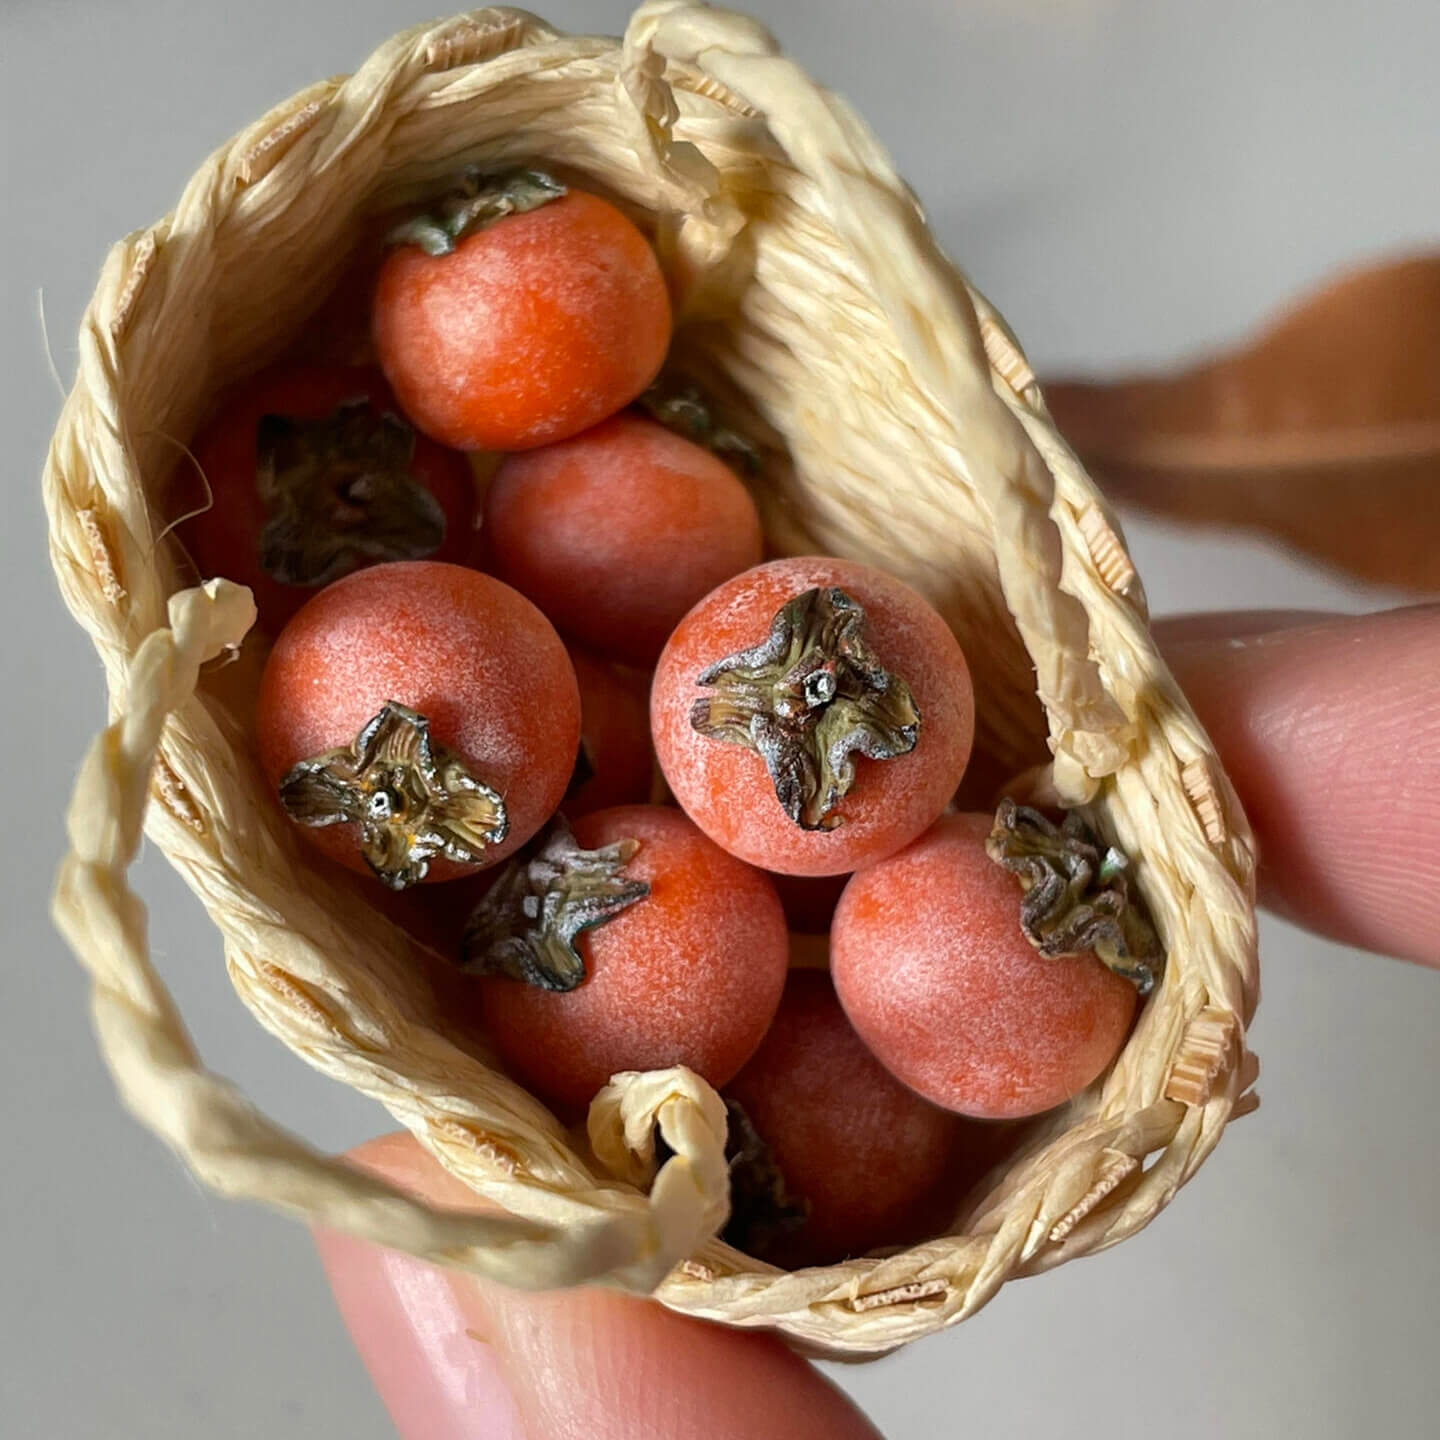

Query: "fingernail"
<box><xmin>315</xmin><ymin>1227</ymin><xmax>527</xmax><ymax>1440</ymax></box>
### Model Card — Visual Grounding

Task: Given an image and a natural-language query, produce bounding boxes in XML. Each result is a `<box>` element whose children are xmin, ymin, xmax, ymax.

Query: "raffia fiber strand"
<box><xmin>45</xmin><ymin>2</ymin><xmax>1258</xmax><ymax>1357</ymax></box>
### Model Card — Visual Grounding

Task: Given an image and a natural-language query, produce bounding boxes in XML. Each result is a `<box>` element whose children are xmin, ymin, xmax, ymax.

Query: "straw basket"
<box><xmin>45</xmin><ymin>2</ymin><xmax>1259</xmax><ymax>1358</ymax></box>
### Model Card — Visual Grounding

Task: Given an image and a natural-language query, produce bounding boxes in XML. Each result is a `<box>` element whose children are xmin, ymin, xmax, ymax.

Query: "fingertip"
<box><xmin>1164</xmin><ymin>605</ymin><xmax>1440</xmax><ymax>965</ymax></box>
<box><xmin>320</xmin><ymin>1135</ymin><xmax>881</xmax><ymax>1440</ymax></box>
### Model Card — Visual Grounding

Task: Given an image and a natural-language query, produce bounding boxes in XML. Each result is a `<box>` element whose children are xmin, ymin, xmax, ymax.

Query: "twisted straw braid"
<box><xmin>45</xmin><ymin>2</ymin><xmax>1258</xmax><ymax>1356</ymax></box>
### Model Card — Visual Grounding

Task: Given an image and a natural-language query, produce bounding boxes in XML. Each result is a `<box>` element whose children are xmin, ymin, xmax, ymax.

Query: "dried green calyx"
<box><xmin>461</xmin><ymin>816</ymin><xmax>649</xmax><ymax>992</ymax></box>
<box><xmin>279</xmin><ymin>701</ymin><xmax>507</xmax><ymax>890</ymax></box>
<box><xmin>256</xmin><ymin>400</ymin><xmax>445</xmax><ymax>587</ymax></box>
<box><xmin>986</xmin><ymin>797</ymin><xmax>1163</xmax><ymax>994</ymax></box>
<box><xmin>690</xmin><ymin>587</ymin><xmax>921</xmax><ymax>831</ymax></box>
<box><xmin>719</xmin><ymin>1099</ymin><xmax>809</xmax><ymax>1260</ymax></box>
<box><xmin>387</xmin><ymin>167</ymin><xmax>567</xmax><ymax>257</ymax></box>
<box><xmin>638</xmin><ymin>383</ymin><xmax>760</xmax><ymax>474</ymax></box>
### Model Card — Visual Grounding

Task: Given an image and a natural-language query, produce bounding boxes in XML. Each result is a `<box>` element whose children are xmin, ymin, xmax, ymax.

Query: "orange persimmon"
<box><xmin>652</xmin><ymin>557</ymin><xmax>975</xmax><ymax>875</ymax></box>
<box><xmin>724</xmin><ymin>970</ymin><xmax>962</xmax><ymax>1267</ymax></box>
<box><xmin>465</xmin><ymin>805</ymin><xmax>788</xmax><ymax>1115</ymax></box>
<box><xmin>831</xmin><ymin>813</ymin><xmax>1139</xmax><ymax>1120</ymax></box>
<box><xmin>373</xmin><ymin>177</ymin><xmax>671</xmax><ymax>451</ymax></box>
<box><xmin>256</xmin><ymin>561</ymin><xmax>578</xmax><ymax>887</ymax></box>
<box><xmin>485</xmin><ymin>413</ymin><xmax>764</xmax><ymax>665</ymax></box>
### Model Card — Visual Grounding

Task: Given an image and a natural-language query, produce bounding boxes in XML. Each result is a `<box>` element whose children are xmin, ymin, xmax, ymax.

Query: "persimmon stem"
<box><xmin>720</xmin><ymin>1099</ymin><xmax>809</xmax><ymax>1260</ymax></box>
<box><xmin>986</xmin><ymin>798</ymin><xmax>1163</xmax><ymax>994</ymax></box>
<box><xmin>279</xmin><ymin>702</ymin><xmax>507</xmax><ymax>889</ymax></box>
<box><xmin>690</xmin><ymin>587</ymin><xmax>921</xmax><ymax>831</ymax></box>
<box><xmin>387</xmin><ymin>168</ymin><xmax>566</xmax><ymax>257</ymax></box>
<box><xmin>461</xmin><ymin>816</ymin><xmax>649</xmax><ymax>992</ymax></box>
<box><xmin>255</xmin><ymin>399</ymin><xmax>444</xmax><ymax>586</ymax></box>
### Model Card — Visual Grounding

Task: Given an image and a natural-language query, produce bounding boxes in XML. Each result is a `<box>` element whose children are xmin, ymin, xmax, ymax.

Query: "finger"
<box><xmin>1159</xmin><ymin>605</ymin><xmax>1440</xmax><ymax>965</ymax></box>
<box><xmin>315</xmin><ymin>1135</ymin><xmax>882</xmax><ymax>1440</ymax></box>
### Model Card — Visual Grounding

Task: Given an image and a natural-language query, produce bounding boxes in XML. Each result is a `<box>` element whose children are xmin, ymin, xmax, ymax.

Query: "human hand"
<box><xmin>315</xmin><ymin>601</ymin><xmax>1439</xmax><ymax>1439</ymax></box>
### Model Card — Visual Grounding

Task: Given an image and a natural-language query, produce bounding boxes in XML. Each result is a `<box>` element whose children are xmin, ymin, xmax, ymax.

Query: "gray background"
<box><xmin>3</xmin><ymin>1</ymin><xmax>1437</xmax><ymax>1436</ymax></box>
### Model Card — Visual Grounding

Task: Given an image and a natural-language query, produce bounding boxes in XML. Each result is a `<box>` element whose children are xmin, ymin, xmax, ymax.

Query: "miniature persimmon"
<box><xmin>485</xmin><ymin>413</ymin><xmax>764</xmax><ymax>665</ymax></box>
<box><xmin>724</xmin><ymin>970</ymin><xmax>962</xmax><ymax>1267</ymax></box>
<box><xmin>463</xmin><ymin>806</ymin><xmax>788</xmax><ymax>1114</ymax></box>
<box><xmin>256</xmin><ymin>561</ymin><xmax>578</xmax><ymax>887</ymax></box>
<box><xmin>651</xmin><ymin>557</ymin><xmax>975</xmax><ymax>875</ymax></box>
<box><xmin>831</xmin><ymin>808</ymin><xmax>1153</xmax><ymax>1120</ymax></box>
<box><xmin>565</xmin><ymin>650</ymin><xmax>655</xmax><ymax>818</ymax></box>
<box><xmin>178</xmin><ymin>363</ymin><xmax>476</xmax><ymax>632</ymax></box>
<box><xmin>373</xmin><ymin>172</ymin><xmax>671</xmax><ymax>451</ymax></box>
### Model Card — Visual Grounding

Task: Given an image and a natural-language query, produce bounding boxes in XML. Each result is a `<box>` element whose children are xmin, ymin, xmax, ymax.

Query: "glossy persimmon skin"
<box><xmin>256</xmin><ymin>562</ymin><xmax>579</xmax><ymax>881</ymax></box>
<box><xmin>178</xmin><ymin>364</ymin><xmax>477</xmax><ymax>633</ymax></box>
<box><xmin>372</xmin><ymin>192</ymin><xmax>671</xmax><ymax>452</ymax></box>
<box><xmin>485</xmin><ymin>414</ymin><xmax>765</xmax><ymax>665</ymax></box>
<box><xmin>725</xmin><ymin>970</ymin><xmax>961</xmax><ymax>1268</ymax></box>
<box><xmin>651</xmin><ymin>557</ymin><xmax>976</xmax><ymax>875</ymax></box>
<box><xmin>472</xmin><ymin>806</ymin><xmax>789</xmax><ymax>1115</ymax></box>
<box><xmin>565</xmin><ymin>650</ymin><xmax>655</xmax><ymax>818</ymax></box>
<box><xmin>831</xmin><ymin>813</ymin><xmax>1139</xmax><ymax>1120</ymax></box>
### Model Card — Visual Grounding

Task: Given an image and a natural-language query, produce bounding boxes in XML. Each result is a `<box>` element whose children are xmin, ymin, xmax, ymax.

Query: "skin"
<box><xmin>652</xmin><ymin>558</ymin><xmax>976</xmax><ymax>875</ymax></box>
<box><xmin>486</xmin><ymin>414</ymin><xmax>766</xmax><ymax>665</ymax></box>
<box><xmin>256</xmin><ymin>561</ymin><xmax>580</xmax><ymax>880</ymax></box>
<box><xmin>373</xmin><ymin>191</ymin><xmax>672</xmax><ymax>451</ymax></box>
<box><xmin>177</xmin><ymin>364</ymin><xmax>477</xmax><ymax>633</ymax></box>
<box><xmin>470</xmin><ymin>806</ymin><xmax>790</xmax><ymax>1115</ymax></box>
<box><xmin>831</xmin><ymin>812</ymin><xmax>1139</xmax><ymax>1119</ymax></box>
<box><xmin>725</xmin><ymin>970</ymin><xmax>964</xmax><ymax>1266</ymax></box>
<box><xmin>564</xmin><ymin>649</ymin><xmax>656</xmax><ymax>818</ymax></box>
<box><xmin>317</xmin><ymin>599</ymin><xmax>1440</xmax><ymax>1439</ymax></box>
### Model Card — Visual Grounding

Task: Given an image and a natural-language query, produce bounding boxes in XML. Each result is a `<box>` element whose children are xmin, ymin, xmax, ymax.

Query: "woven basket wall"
<box><xmin>45</xmin><ymin>1</ymin><xmax>1259</xmax><ymax>1358</ymax></box>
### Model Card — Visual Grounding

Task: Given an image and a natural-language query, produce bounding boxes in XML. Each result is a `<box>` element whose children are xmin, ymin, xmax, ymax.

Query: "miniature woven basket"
<box><xmin>46</xmin><ymin>2</ymin><xmax>1259</xmax><ymax>1357</ymax></box>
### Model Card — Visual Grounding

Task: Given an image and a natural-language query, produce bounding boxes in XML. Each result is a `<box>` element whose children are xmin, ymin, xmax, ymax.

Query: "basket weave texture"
<box><xmin>45</xmin><ymin>2</ymin><xmax>1259</xmax><ymax>1357</ymax></box>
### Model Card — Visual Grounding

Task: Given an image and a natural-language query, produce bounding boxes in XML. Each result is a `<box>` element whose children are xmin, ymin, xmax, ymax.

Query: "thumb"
<box><xmin>314</xmin><ymin>1134</ymin><xmax>883</xmax><ymax>1440</ymax></box>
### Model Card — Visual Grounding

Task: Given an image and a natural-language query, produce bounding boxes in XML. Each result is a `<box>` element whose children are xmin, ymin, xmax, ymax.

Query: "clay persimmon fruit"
<box><xmin>724</xmin><ymin>970</ymin><xmax>961</xmax><ymax>1267</ymax></box>
<box><xmin>179</xmin><ymin>363</ymin><xmax>476</xmax><ymax>632</ymax></box>
<box><xmin>464</xmin><ymin>806</ymin><xmax>788</xmax><ymax>1115</ymax></box>
<box><xmin>565</xmin><ymin>649</ymin><xmax>655</xmax><ymax>818</ymax></box>
<box><xmin>256</xmin><ymin>561</ymin><xmax>579</xmax><ymax>888</ymax></box>
<box><xmin>373</xmin><ymin>173</ymin><xmax>671</xmax><ymax>451</ymax></box>
<box><xmin>652</xmin><ymin>557</ymin><xmax>975</xmax><ymax>875</ymax></box>
<box><xmin>830</xmin><ymin>812</ymin><xmax>1141</xmax><ymax>1120</ymax></box>
<box><xmin>485</xmin><ymin>413</ymin><xmax>765</xmax><ymax>665</ymax></box>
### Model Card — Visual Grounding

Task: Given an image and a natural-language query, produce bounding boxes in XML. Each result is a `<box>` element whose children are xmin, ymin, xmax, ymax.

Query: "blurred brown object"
<box><xmin>1044</xmin><ymin>254</ymin><xmax>1440</xmax><ymax>592</ymax></box>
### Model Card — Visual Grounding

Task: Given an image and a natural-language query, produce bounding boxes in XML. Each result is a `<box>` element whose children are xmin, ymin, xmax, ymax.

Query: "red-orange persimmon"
<box><xmin>179</xmin><ymin>363</ymin><xmax>476</xmax><ymax>633</ymax></box>
<box><xmin>565</xmin><ymin>650</ymin><xmax>655</xmax><ymax>818</ymax></box>
<box><xmin>373</xmin><ymin>184</ymin><xmax>671</xmax><ymax>452</ymax></box>
<box><xmin>469</xmin><ymin>805</ymin><xmax>788</xmax><ymax>1115</ymax></box>
<box><xmin>831</xmin><ymin>813</ymin><xmax>1138</xmax><ymax>1120</ymax></box>
<box><xmin>725</xmin><ymin>970</ymin><xmax>961</xmax><ymax>1267</ymax></box>
<box><xmin>652</xmin><ymin>557</ymin><xmax>975</xmax><ymax>875</ymax></box>
<box><xmin>485</xmin><ymin>413</ymin><xmax>764</xmax><ymax>665</ymax></box>
<box><xmin>256</xmin><ymin>561</ymin><xmax>578</xmax><ymax>887</ymax></box>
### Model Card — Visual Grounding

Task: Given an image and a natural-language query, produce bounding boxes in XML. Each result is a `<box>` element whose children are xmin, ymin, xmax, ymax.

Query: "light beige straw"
<box><xmin>44</xmin><ymin>2</ymin><xmax>1258</xmax><ymax>1357</ymax></box>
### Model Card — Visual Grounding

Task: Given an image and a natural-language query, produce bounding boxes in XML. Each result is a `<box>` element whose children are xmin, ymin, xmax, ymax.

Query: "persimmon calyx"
<box><xmin>255</xmin><ymin>400</ymin><xmax>445</xmax><ymax>586</ymax></box>
<box><xmin>638</xmin><ymin>383</ymin><xmax>760</xmax><ymax>474</ymax></box>
<box><xmin>461</xmin><ymin>816</ymin><xmax>649</xmax><ymax>992</ymax></box>
<box><xmin>279</xmin><ymin>701</ymin><xmax>508</xmax><ymax>889</ymax></box>
<box><xmin>986</xmin><ymin>797</ymin><xmax>1163</xmax><ymax>994</ymax></box>
<box><xmin>689</xmin><ymin>587</ymin><xmax>921</xmax><ymax>831</ymax></box>
<box><xmin>720</xmin><ymin>1099</ymin><xmax>809</xmax><ymax>1260</ymax></box>
<box><xmin>387</xmin><ymin>168</ymin><xmax>567</xmax><ymax>257</ymax></box>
